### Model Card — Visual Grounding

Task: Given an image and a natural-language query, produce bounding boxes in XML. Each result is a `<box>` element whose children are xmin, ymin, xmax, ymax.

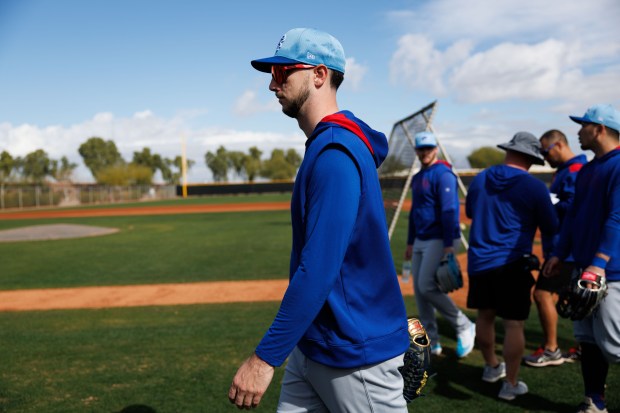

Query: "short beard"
<box><xmin>282</xmin><ymin>81</ymin><xmax>310</xmax><ymax>119</ymax></box>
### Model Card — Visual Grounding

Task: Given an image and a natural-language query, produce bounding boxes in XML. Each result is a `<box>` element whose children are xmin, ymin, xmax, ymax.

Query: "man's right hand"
<box><xmin>542</xmin><ymin>256</ymin><xmax>561</xmax><ymax>277</ymax></box>
<box><xmin>228</xmin><ymin>353</ymin><xmax>275</xmax><ymax>409</ymax></box>
<box><xmin>405</xmin><ymin>245</ymin><xmax>413</xmax><ymax>260</ymax></box>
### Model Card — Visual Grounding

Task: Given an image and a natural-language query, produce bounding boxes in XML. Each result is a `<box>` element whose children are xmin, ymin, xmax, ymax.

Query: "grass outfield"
<box><xmin>0</xmin><ymin>196</ymin><xmax>618</xmax><ymax>412</ymax></box>
<box><xmin>1</xmin><ymin>302</ymin><xmax>617</xmax><ymax>413</ymax></box>
<box><xmin>0</xmin><ymin>210</ymin><xmax>292</xmax><ymax>290</ymax></box>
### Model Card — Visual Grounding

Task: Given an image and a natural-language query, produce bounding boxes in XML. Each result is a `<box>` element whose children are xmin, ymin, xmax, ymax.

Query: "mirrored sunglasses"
<box><xmin>271</xmin><ymin>64</ymin><xmax>316</xmax><ymax>84</ymax></box>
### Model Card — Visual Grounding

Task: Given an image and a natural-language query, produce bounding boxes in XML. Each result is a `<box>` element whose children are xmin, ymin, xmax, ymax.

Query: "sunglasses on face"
<box><xmin>540</xmin><ymin>142</ymin><xmax>557</xmax><ymax>156</ymax></box>
<box><xmin>271</xmin><ymin>64</ymin><xmax>316</xmax><ymax>84</ymax></box>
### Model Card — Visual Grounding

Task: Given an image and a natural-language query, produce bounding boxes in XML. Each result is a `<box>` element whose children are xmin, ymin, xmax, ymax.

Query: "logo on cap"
<box><xmin>275</xmin><ymin>35</ymin><xmax>286</xmax><ymax>53</ymax></box>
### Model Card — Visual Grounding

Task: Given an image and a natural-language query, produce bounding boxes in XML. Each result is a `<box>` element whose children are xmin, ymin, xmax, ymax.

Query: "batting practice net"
<box><xmin>379</xmin><ymin>100</ymin><xmax>470</xmax><ymax>250</ymax></box>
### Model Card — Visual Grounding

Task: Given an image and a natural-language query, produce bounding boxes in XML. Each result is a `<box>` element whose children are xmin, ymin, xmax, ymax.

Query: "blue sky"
<box><xmin>1</xmin><ymin>0</ymin><xmax>619</xmax><ymax>182</ymax></box>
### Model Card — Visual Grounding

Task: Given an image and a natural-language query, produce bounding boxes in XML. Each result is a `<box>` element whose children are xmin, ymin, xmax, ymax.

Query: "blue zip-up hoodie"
<box><xmin>554</xmin><ymin>148</ymin><xmax>620</xmax><ymax>281</ymax></box>
<box><xmin>255</xmin><ymin>111</ymin><xmax>409</xmax><ymax>368</ymax></box>
<box><xmin>407</xmin><ymin>161</ymin><xmax>460</xmax><ymax>247</ymax></box>
<box><xmin>466</xmin><ymin>164</ymin><xmax>559</xmax><ymax>275</ymax></box>
<box><xmin>549</xmin><ymin>154</ymin><xmax>586</xmax><ymax>262</ymax></box>
<box><xmin>550</xmin><ymin>154</ymin><xmax>587</xmax><ymax>224</ymax></box>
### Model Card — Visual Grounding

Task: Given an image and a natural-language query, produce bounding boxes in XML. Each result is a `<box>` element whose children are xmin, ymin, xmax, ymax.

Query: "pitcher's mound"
<box><xmin>0</xmin><ymin>224</ymin><xmax>119</xmax><ymax>242</ymax></box>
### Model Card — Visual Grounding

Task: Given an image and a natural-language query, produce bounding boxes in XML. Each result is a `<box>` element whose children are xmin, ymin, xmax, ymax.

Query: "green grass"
<box><xmin>0</xmin><ymin>196</ymin><xmax>618</xmax><ymax>412</ymax></box>
<box><xmin>0</xmin><ymin>210</ymin><xmax>292</xmax><ymax>289</ymax></box>
<box><xmin>1</xmin><ymin>301</ymin><xmax>617</xmax><ymax>413</ymax></box>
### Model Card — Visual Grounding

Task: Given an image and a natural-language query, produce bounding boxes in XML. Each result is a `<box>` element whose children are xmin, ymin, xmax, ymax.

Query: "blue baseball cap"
<box><xmin>414</xmin><ymin>131</ymin><xmax>438</xmax><ymax>149</ymax></box>
<box><xmin>251</xmin><ymin>28</ymin><xmax>346</xmax><ymax>74</ymax></box>
<box><xmin>569</xmin><ymin>104</ymin><xmax>620</xmax><ymax>133</ymax></box>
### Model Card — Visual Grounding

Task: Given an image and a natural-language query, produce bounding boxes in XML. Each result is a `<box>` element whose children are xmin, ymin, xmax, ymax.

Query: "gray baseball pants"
<box><xmin>411</xmin><ymin>238</ymin><xmax>472</xmax><ymax>345</ymax></box>
<box><xmin>276</xmin><ymin>347</ymin><xmax>408</xmax><ymax>412</ymax></box>
<box><xmin>573</xmin><ymin>281</ymin><xmax>620</xmax><ymax>363</ymax></box>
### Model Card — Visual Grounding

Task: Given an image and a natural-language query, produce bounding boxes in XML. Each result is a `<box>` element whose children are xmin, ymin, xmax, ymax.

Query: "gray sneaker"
<box><xmin>498</xmin><ymin>380</ymin><xmax>528</xmax><ymax>400</ymax></box>
<box><xmin>523</xmin><ymin>346</ymin><xmax>564</xmax><ymax>367</ymax></box>
<box><xmin>482</xmin><ymin>361</ymin><xmax>506</xmax><ymax>383</ymax></box>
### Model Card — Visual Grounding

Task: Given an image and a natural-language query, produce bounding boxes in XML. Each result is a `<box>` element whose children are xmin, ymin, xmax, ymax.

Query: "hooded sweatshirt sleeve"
<box><xmin>255</xmin><ymin>147</ymin><xmax>361</xmax><ymax>366</ymax></box>
<box><xmin>438</xmin><ymin>170</ymin><xmax>458</xmax><ymax>247</ymax></box>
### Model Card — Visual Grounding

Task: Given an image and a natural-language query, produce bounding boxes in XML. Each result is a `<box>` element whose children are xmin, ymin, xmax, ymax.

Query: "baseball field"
<box><xmin>0</xmin><ymin>193</ymin><xmax>617</xmax><ymax>413</ymax></box>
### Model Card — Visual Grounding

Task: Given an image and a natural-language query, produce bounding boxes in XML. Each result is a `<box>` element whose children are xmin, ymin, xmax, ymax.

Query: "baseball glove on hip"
<box><xmin>557</xmin><ymin>270</ymin><xmax>608</xmax><ymax>321</ymax></box>
<box><xmin>435</xmin><ymin>252</ymin><xmax>463</xmax><ymax>293</ymax></box>
<box><xmin>399</xmin><ymin>317</ymin><xmax>431</xmax><ymax>402</ymax></box>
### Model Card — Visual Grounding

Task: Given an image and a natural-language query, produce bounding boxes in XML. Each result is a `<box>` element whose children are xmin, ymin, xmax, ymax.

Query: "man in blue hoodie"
<box><xmin>524</xmin><ymin>129</ymin><xmax>586</xmax><ymax>367</ymax></box>
<box><xmin>228</xmin><ymin>28</ymin><xmax>410</xmax><ymax>412</ymax></box>
<box><xmin>405</xmin><ymin>131</ymin><xmax>475</xmax><ymax>358</ymax></box>
<box><xmin>544</xmin><ymin>104</ymin><xmax>620</xmax><ymax>413</ymax></box>
<box><xmin>466</xmin><ymin>132</ymin><xmax>558</xmax><ymax>401</ymax></box>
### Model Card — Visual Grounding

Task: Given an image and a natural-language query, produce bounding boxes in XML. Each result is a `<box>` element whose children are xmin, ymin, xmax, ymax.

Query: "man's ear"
<box><xmin>313</xmin><ymin>65</ymin><xmax>328</xmax><ymax>87</ymax></box>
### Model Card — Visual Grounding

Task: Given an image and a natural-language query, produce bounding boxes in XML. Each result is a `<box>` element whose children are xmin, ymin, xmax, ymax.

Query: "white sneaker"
<box><xmin>498</xmin><ymin>380</ymin><xmax>528</xmax><ymax>401</ymax></box>
<box><xmin>482</xmin><ymin>361</ymin><xmax>506</xmax><ymax>383</ymax></box>
<box><xmin>576</xmin><ymin>397</ymin><xmax>608</xmax><ymax>413</ymax></box>
<box><xmin>430</xmin><ymin>343</ymin><xmax>443</xmax><ymax>356</ymax></box>
<box><xmin>456</xmin><ymin>322</ymin><xmax>476</xmax><ymax>358</ymax></box>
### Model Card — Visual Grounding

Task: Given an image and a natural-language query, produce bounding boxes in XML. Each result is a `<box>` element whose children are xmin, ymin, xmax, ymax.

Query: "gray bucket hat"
<box><xmin>497</xmin><ymin>131</ymin><xmax>545</xmax><ymax>165</ymax></box>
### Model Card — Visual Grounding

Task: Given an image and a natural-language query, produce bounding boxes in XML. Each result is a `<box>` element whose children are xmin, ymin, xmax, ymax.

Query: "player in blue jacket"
<box><xmin>544</xmin><ymin>104</ymin><xmax>620</xmax><ymax>413</ymax></box>
<box><xmin>466</xmin><ymin>132</ymin><xmax>558</xmax><ymax>401</ymax></box>
<box><xmin>524</xmin><ymin>129</ymin><xmax>586</xmax><ymax>367</ymax></box>
<box><xmin>229</xmin><ymin>28</ymin><xmax>410</xmax><ymax>412</ymax></box>
<box><xmin>405</xmin><ymin>131</ymin><xmax>475</xmax><ymax>358</ymax></box>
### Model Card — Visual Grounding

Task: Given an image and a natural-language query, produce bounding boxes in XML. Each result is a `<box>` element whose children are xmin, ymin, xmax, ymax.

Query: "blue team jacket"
<box><xmin>255</xmin><ymin>111</ymin><xmax>409</xmax><ymax>368</ymax></box>
<box><xmin>407</xmin><ymin>161</ymin><xmax>460</xmax><ymax>247</ymax></box>
<box><xmin>555</xmin><ymin>148</ymin><xmax>620</xmax><ymax>281</ymax></box>
<box><xmin>466</xmin><ymin>164</ymin><xmax>559</xmax><ymax>275</ymax></box>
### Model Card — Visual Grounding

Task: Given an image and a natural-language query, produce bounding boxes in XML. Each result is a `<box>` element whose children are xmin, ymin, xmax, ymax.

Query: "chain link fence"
<box><xmin>0</xmin><ymin>184</ymin><xmax>177</xmax><ymax>210</ymax></box>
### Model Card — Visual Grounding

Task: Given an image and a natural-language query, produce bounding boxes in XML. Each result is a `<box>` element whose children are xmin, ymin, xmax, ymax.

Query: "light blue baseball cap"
<box><xmin>570</xmin><ymin>104</ymin><xmax>620</xmax><ymax>133</ymax></box>
<box><xmin>251</xmin><ymin>28</ymin><xmax>346</xmax><ymax>74</ymax></box>
<box><xmin>414</xmin><ymin>131</ymin><xmax>438</xmax><ymax>149</ymax></box>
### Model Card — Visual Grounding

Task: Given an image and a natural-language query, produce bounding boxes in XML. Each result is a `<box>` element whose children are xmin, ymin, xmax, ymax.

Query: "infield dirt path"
<box><xmin>0</xmin><ymin>201</ymin><xmax>540</xmax><ymax>312</ymax></box>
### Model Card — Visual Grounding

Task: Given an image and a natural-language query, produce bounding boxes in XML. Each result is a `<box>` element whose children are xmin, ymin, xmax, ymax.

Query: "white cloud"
<box><xmin>387</xmin><ymin>0</ymin><xmax>620</xmax><ymax>107</ymax></box>
<box><xmin>0</xmin><ymin>111</ymin><xmax>305</xmax><ymax>183</ymax></box>
<box><xmin>343</xmin><ymin>57</ymin><xmax>367</xmax><ymax>91</ymax></box>
<box><xmin>450</xmin><ymin>39</ymin><xmax>573</xmax><ymax>102</ymax></box>
<box><xmin>390</xmin><ymin>34</ymin><xmax>472</xmax><ymax>95</ymax></box>
<box><xmin>386</xmin><ymin>0</ymin><xmax>619</xmax><ymax>46</ymax></box>
<box><xmin>233</xmin><ymin>90</ymin><xmax>279</xmax><ymax>116</ymax></box>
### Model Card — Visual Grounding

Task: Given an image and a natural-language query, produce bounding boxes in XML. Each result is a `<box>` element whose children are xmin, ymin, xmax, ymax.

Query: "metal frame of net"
<box><xmin>379</xmin><ymin>101</ymin><xmax>469</xmax><ymax>249</ymax></box>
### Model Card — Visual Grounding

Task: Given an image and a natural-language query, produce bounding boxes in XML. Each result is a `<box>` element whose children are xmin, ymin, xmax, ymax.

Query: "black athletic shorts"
<box><xmin>535</xmin><ymin>261</ymin><xmax>575</xmax><ymax>293</ymax></box>
<box><xmin>467</xmin><ymin>259</ymin><xmax>536</xmax><ymax>321</ymax></box>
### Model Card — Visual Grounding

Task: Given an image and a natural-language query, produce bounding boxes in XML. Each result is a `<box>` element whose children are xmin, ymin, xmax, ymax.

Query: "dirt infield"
<box><xmin>0</xmin><ymin>201</ymin><xmax>537</xmax><ymax>312</ymax></box>
<box><xmin>0</xmin><ymin>202</ymin><xmax>291</xmax><ymax>220</ymax></box>
<box><xmin>0</xmin><ymin>223</ymin><xmax>119</xmax><ymax>242</ymax></box>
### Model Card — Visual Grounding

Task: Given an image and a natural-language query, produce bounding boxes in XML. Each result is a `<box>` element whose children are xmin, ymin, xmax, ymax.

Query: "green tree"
<box><xmin>227</xmin><ymin>150</ymin><xmax>247</xmax><ymax>180</ymax></box>
<box><xmin>284</xmin><ymin>148</ymin><xmax>302</xmax><ymax>170</ymax></box>
<box><xmin>78</xmin><ymin>137</ymin><xmax>124</xmax><ymax>181</ymax></box>
<box><xmin>50</xmin><ymin>156</ymin><xmax>78</xmax><ymax>183</ymax></box>
<box><xmin>22</xmin><ymin>149</ymin><xmax>53</xmax><ymax>184</ymax></box>
<box><xmin>0</xmin><ymin>151</ymin><xmax>14</xmax><ymax>183</ymax></box>
<box><xmin>467</xmin><ymin>146</ymin><xmax>505</xmax><ymax>168</ymax></box>
<box><xmin>162</xmin><ymin>156</ymin><xmax>195</xmax><ymax>185</ymax></box>
<box><xmin>205</xmin><ymin>146</ymin><xmax>229</xmax><ymax>182</ymax></box>
<box><xmin>96</xmin><ymin>164</ymin><xmax>153</xmax><ymax>186</ymax></box>
<box><xmin>260</xmin><ymin>148</ymin><xmax>300</xmax><ymax>180</ymax></box>
<box><xmin>244</xmin><ymin>147</ymin><xmax>263</xmax><ymax>182</ymax></box>
<box><xmin>132</xmin><ymin>147</ymin><xmax>165</xmax><ymax>174</ymax></box>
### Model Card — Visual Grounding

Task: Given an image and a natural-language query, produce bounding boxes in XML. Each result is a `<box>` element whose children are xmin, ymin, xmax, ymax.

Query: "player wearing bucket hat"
<box><xmin>230</xmin><ymin>29</ymin><xmax>410</xmax><ymax>411</ymax></box>
<box><xmin>466</xmin><ymin>131</ymin><xmax>558</xmax><ymax>400</ymax></box>
<box><xmin>497</xmin><ymin>131</ymin><xmax>546</xmax><ymax>165</ymax></box>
